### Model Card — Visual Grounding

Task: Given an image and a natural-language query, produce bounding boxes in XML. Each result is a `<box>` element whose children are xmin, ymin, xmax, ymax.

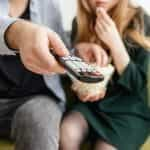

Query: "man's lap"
<box><xmin>0</xmin><ymin>95</ymin><xmax>64</xmax><ymax>139</ymax></box>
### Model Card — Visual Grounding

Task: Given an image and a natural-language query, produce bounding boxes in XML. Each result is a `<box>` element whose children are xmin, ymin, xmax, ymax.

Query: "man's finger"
<box><xmin>48</xmin><ymin>52</ymin><xmax>66</xmax><ymax>73</ymax></box>
<box><xmin>48</xmin><ymin>31</ymin><xmax>69</xmax><ymax>57</ymax></box>
<box><xmin>34</xmin><ymin>44</ymin><xmax>66</xmax><ymax>74</ymax></box>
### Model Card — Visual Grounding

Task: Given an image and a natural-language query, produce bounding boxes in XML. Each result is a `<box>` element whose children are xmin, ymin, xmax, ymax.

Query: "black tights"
<box><xmin>60</xmin><ymin>111</ymin><xmax>117</xmax><ymax>150</ymax></box>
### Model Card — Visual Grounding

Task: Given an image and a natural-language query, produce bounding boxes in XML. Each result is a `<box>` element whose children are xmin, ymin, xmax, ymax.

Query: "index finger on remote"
<box><xmin>48</xmin><ymin>52</ymin><xmax>66</xmax><ymax>74</ymax></box>
<box><xmin>48</xmin><ymin>31</ymin><xmax>69</xmax><ymax>57</ymax></box>
<box><xmin>32</xmin><ymin>43</ymin><xmax>66</xmax><ymax>74</ymax></box>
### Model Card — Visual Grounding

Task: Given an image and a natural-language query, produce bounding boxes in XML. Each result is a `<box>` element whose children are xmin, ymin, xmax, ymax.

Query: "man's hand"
<box><xmin>5</xmin><ymin>20</ymin><xmax>69</xmax><ymax>74</ymax></box>
<box><xmin>75</xmin><ymin>43</ymin><xmax>109</xmax><ymax>67</ymax></box>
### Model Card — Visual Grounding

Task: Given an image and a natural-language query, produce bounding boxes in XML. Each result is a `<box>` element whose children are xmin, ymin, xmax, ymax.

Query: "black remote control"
<box><xmin>52</xmin><ymin>53</ymin><xmax>104</xmax><ymax>83</ymax></box>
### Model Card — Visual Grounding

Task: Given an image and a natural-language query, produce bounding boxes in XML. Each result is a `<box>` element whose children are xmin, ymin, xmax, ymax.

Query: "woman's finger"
<box><xmin>71</xmin><ymin>83</ymin><xmax>79</xmax><ymax>92</ymax></box>
<box><xmin>98</xmin><ymin>8</ymin><xmax>114</xmax><ymax>25</ymax></box>
<box><xmin>95</xmin><ymin>24</ymin><xmax>104</xmax><ymax>41</ymax></box>
<box><xmin>88</xmin><ymin>95</ymin><xmax>100</xmax><ymax>102</ymax></box>
<box><xmin>78</xmin><ymin>94</ymin><xmax>91</xmax><ymax>102</ymax></box>
<box><xmin>92</xmin><ymin>46</ymin><xmax>102</xmax><ymax>66</ymax></box>
<box><xmin>77</xmin><ymin>49</ymin><xmax>91</xmax><ymax>63</ymax></box>
<box><xmin>96</xmin><ymin>20</ymin><xmax>105</xmax><ymax>33</ymax></box>
<box><xmin>91</xmin><ymin>45</ymin><xmax>108</xmax><ymax>67</ymax></box>
<box><xmin>88</xmin><ymin>94</ymin><xmax>104</xmax><ymax>102</ymax></box>
<box><xmin>99</xmin><ymin>89</ymin><xmax>106</xmax><ymax>98</ymax></box>
<box><xmin>95</xmin><ymin>24</ymin><xmax>101</xmax><ymax>36</ymax></box>
<box><xmin>86</xmin><ymin>92</ymin><xmax>105</xmax><ymax>102</ymax></box>
<box><xmin>82</xmin><ymin>53</ymin><xmax>92</xmax><ymax>63</ymax></box>
<box><xmin>97</xmin><ymin>11</ymin><xmax>109</xmax><ymax>28</ymax></box>
<box><xmin>101</xmin><ymin>50</ymin><xmax>109</xmax><ymax>67</ymax></box>
<box><xmin>96</xmin><ymin>19</ymin><xmax>107</xmax><ymax>33</ymax></box>
<box><xmin>96</xmin><ymin>8</ymin><xmax>108</xmax><ymax>25</ymax></box>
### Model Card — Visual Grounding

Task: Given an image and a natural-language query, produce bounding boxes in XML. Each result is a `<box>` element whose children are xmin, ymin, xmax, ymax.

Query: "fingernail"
<box><xmin>61</xmin><ymin>50</ymin><xmax>70</xmax><ymax>57</ymax></box>
<box><xmin>62</xmin><ymin>70</ymin><xmax>66</xmax><ymax>74</ymax></box>
<box><xmin>65</xmin><ymin>50</ymin><xmax>70</xmax><ymax>56</ymax></box>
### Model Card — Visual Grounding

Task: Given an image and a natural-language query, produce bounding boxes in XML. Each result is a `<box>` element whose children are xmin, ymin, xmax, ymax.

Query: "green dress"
<box><xmin>71</xmin><ymin>13</ymin><xmax>150</xmax><ymax>150</ymax></box>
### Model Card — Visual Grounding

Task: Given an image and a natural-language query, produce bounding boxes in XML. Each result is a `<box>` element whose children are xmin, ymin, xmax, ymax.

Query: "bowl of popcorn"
<box><xmin>71</xmin><ymin>64</ymin><xmax>115</xmax><ymax>96</ymax></box>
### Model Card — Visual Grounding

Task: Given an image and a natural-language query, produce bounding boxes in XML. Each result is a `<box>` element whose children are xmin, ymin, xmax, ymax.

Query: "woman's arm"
<box><xmin>95</xmin><ymin>8</ymin><xmax>150</xmax><ymax>94</ymax></box>
<box><xmin>117</xmin><ymin>48</ymin><xmax>149</xmax><ymax>94</ymax></box>
<box><xmin>95</xmin><ymin>8</ymin><xmax>131</xmax><ymax>74</ymax></box>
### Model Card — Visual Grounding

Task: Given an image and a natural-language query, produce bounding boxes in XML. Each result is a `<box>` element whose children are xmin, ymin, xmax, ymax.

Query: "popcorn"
<box><xmin>71</xmin><ymin>64</ymin><xmax>115</xmax><ymax>96</ymax></box>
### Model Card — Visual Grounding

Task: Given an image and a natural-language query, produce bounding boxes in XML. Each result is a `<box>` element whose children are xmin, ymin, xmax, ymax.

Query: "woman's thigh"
<box><xmin>60</xmin><ymin>111</ymin><xmax>89</xmax><ymax>147</ymax></box>
<box><xmin>94</xmin><ymin>139</ymin><xmax>117</xmax><ymax>150</ymax></box>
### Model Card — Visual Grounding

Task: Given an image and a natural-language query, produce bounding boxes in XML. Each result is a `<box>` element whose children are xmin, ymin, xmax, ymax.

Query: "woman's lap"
<box><xmin>71</xmin><ymin>103</ymin><xmax>150</xmax><ymax>150</ymax></box>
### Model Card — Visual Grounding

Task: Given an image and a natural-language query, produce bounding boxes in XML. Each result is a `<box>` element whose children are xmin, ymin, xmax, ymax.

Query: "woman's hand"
<box><xmin>95</xmin><ymin>8</ymin><xmax>130</xmax><ymax>75</ymax></box>
<box><xmin>95</xmin><ymin>8</ymin><xmax>123</xmax><ymax>50</ymax></box>
<box><xmin>5</xmin><ymin>20</ymin><xmax>69</xmax><ymax>74</ymax></box>
<box><xmin>75</xmin><ymin>43</ymin><xmax>109</xmax><ymax>67</ymax></box>
<box><xmin>72</xmin><ymin>82</ymin><xmax>106</xmax><ymax>102</ymax></box>
<box><xmin>77</xmin><ymin>91</ymin><xmax>106</xmax><ymax>103</ymax></box>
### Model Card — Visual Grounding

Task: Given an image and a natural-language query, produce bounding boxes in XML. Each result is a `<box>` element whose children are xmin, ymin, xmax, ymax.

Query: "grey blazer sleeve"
<box><xmin>0</xmin><ymin>0</ymin><xmax>19</xmax><ymax>55</ymax></box>
<box><xmin>0</xmin><ymin>16</ymin><xmax>19</xmax><ymax>55</ymax></box>
<box><xmin>0</xmin><ymin>0</ymin><xmax>9</xmax><ymax>16</ymax></box>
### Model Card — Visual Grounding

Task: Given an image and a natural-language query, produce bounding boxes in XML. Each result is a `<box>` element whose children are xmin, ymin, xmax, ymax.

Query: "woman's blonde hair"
<box><xmin>76</xmin><ymin>0</ymin><xmax>150</xmax><ymax>50</ymax></box>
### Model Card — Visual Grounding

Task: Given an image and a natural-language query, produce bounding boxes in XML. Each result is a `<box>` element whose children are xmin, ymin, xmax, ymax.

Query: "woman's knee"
<box><xmin>94</xmin><ymin>140</ymin><xmax>117</xmax><ymax>150</ymax></box>
<box><xmin>60</xmin><ymin>112</ymin><xmax>88</xmax><ymax>148</ymax></box>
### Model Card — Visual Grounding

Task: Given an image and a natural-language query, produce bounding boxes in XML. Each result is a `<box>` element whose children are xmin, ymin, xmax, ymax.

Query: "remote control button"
<box><xmin>62</xmin><ymin>56</ymin><xmax>71</xmax><ymax>61</ymax></box>
<box><xmin>80</xmin><ymin>68</ymin><xmax>87</xmax><ymax>72</ymax></box>
<box><xmin>71</xmin><ymin>61</ymin><xmax>81</xmax><ymax>68</ymax></box>
<box><xmin>65</xmin><ymin>61</ymin><xmax>79</xmax><ymax>69</ymax></box>
<box><xmin>70</xmin><ymin>57</ymin><xmax>75</xmax><ymax>61</ymax></box>
<box><xmin>74</xmin><ymin>61</ymin><xmax>89</xmax><ymax>69</ymax></box>
<box><xmin>69</xmin><ymin>56</ymin><xmax>76</xmax><ymax>61</ymax></box>
<box><xmin>74</xmin><ymin>57</ymin><xmax>82</xmax><ymax>62</ymax></box>
<box><xmin>75</xmin><ymin>68</ymin><xmax>82</xmax><ymax>72</ymax></box>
